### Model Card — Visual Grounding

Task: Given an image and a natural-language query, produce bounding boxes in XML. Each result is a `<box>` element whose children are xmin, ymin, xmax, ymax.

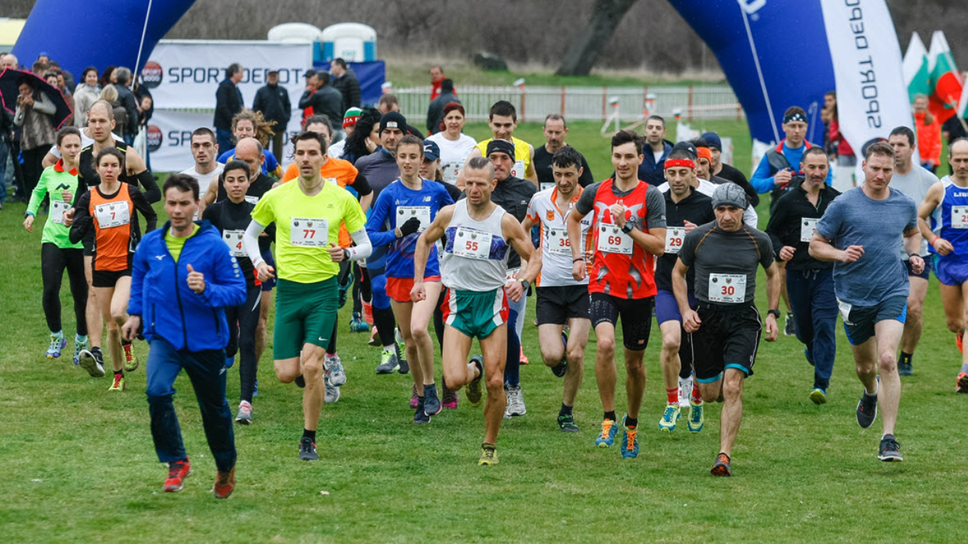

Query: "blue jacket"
<box><xmin>129</xmin><ymin>221</ymin><xmax>247</xmax><ymax>352</ymax></box>
<box><xmin>637</xmin><ymin>140</ymin><xmax>673</xmax><ymax>186</ymax></box>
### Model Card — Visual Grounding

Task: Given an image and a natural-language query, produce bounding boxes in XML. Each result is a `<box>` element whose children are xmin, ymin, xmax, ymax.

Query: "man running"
<box><xmin>654</xmin><ymin>149</ymin><xmax>715</xmax><ymax>432</ymax></box>
<box><xmin>917</xmin><ymin>138</ymin><xmax>968</xmax><ymax>392</ymax></box>
<box><xmin>673</xmin><ymin>183</ymin><xmax>780</xmax><ymax>476</ymax></box>
<box><xmin>532</xmin><ymin>115</ymin><xmax>594</xmax><ymax>191</ymax></box>
<box><xmin>810</xmin><ymin>142</ymin><xmax>923</xmax><ymax>462</ymax></box>
<box><xmin>411</xmin><ymin>156</ymin><xmax>540</xmax><ymax>465</ymax></box>
<box><xmin>887</xmin><ymin>126</ymin><xmax>940</xmax><ymax>376</ymax></box>
<box><xmin>567</xmin><ymin>130</ymin><xmax>667</xmax><ymax>459</ymax></box>
<box><xmin>521</xmin><ymin>145</ymin><xmax>593</xmax><ymax>432</ymax></box>
<box><xmin>766</xmin><ymin>147</ymin><xmax>841</xmax><ymax>403</ymax></box>
<box><xmin>468</xmin><ymin>101</ymin><xmax>538</xmax><ymax>185</ymax></box>
<box><xmin>181</xmin><ymin>128</ymin><xmax>223</xmax><ymax>218</ymax></box>
<box><xmin>123</xmin><ymin>173</ymin><xmax>245</xmax><ymax>498</ymax></box>
<box><xmin>243</xmin><ymin>131</ymin><xmax>371</xmax><ymax>461</ymax></box>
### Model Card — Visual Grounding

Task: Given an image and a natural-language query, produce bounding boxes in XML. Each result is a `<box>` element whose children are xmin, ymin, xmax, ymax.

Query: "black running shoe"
<box><xmin>466</xmin><ymin>356</ymin><xmax>485</xmax><ymax>407</ymax></box>
<box><xmin>414</xmin><ymin>396</ymin><xmax>431</xmax><ymax>424</ymax></box>
<box><xmin>711</xmin><ymin>452</ymin><xmax>731</xmax><ymax>476</ymax></box>
<box><xmin>856</xmin><ymin>390</ymin><xmax>878</xmax><ymax>429</ymax></box>
<box><xmin>298</xmin><ymin>437</ymin><xmax>318</xmax><ymax>461</ymax></box>
<box><xmin>784</xmin><ymin>313</ymin><xmax>796</xmax><ymax>337</ymax></box>
<box><xmin>897</xmin><ymin>361</ymin><xmax>913</xmax><ymax>376</ymax></box>
<box><xmin>878</xmin><ymin>436</ymin><xmax>903</xmax><ymax>462</ymax></box>
<box><xmin>557</xmin><ymin>413</ymin><xmax>579</xmax><ymax>432</ymax></box>
<box><xmin>295</xmin><ymin>375</ymin><xmax>306</xmax><ymax>388</ymax></box>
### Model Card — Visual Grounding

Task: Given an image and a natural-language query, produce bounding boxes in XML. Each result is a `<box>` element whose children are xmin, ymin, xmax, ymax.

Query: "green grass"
<box><xmin>3</xmin><ymin>122</ymin><xmax>968</xmax><ymax>543</ymax></box>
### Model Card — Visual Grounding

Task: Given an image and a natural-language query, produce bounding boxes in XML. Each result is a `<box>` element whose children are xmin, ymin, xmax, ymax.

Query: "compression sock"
<box><xmin>373</xmin><ymin>306</ymin><xmax>396</xmax><ymax>346</ymax></box>
<box><xmin>559</xmin><ymin>403</ymin><xmax>573</xmax><ymax>417</ymax></box>
<box><xmin>666</xmin><ymin>388</ymin><xmax>678</xmax><ymax>405</ymax></box>
<box><xmin>303</xmin><ymin>429</ymin><xmax>316</xmax><ymax>442</ymax></box>
<box><xmin>691</xmin><ymin>383</ymin><xmax>703</xmax><ymax>404</ymax></box>
<box><xmin>604</xmin><ymin>411</ymin><xmax>617</xmax><ymax>422</ymax></box>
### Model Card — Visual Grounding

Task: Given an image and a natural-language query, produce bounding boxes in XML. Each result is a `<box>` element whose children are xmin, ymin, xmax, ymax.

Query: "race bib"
<box><xmin>837</xmin><ymin>298</ymin><xmax>852</xmax><ymax>324</ymax></box>
<box><xmin>442</xmin><ymin>161</ymin><xmax>461</xmax><ymax>182</ymax></box>
<box><xmin>290</xmin><ymin>217</ymin><xmax>329</xmax><ymax>247</ymax></box>
<box><xmin>800</xmin><ymin>218</ymin><xmax>819</xmax><ymax>242</ymax></box>
<box><xmin>665</xmin><ymin>227</ymin><xmax>685</xmax><ymax>254</ymax></box>
<box><xmin>597</xmin><ymin>225</ymin><xmax>633</xmax><ymax>255</ymax></box>
<box><xmin>511</xmin><ymin>159</ymin><xmax>526</xmax><ymax>179</ymax></box>
<box><xmin>244</xmin><ymin>195</ymin><xmax>260</xmax><ymax>205</ymax></box>
<box><xmin>506</xmin><ymin>267</ymin><xmax>520</xmax><ymax>283</ymax></box>
<box><xmin>222</xmin><ymin>229</ymin><xmax>246</xmax><ymax>257</ymax></box>
<box><xmin>708</xmin><ymin>273</ymin><xmax>746</xmax><ymax>304</ymax></box>
<box><xmin>395</xmin><ymin>206</ymin><xmax>431</xmax><ymax>232</ymax></box>
<box><xmin>324</xmin><ymin>177</ymin><xmax>339</xmax><ymax>186</ymax></box>
<box><xmin>50</xmin><ymin>200</ymin><xmax>71</xmax><ymax>225</ymax></box>
<box><xmin>540</xmin><ymin>181</ymin><xmax>555</xmax><ymax>192</ymax></box>
<box><xmin>547</xmin><ymin>226</ymin><xmax>572</xmax><ymax>256</ymax></box>
<box><xmin>452</xmin><ymin>227</ymin><xmax>492</xmax><ymax>259</ymax></box>
<box><xmin>953</xmin><ymin>206</ymin><xmax>968</xmax><ymax>229</ymax></box>
<box><xmin>94</xmin><ymin>201</ymin><xmax>130</xmax><ymax>229</ymax></box>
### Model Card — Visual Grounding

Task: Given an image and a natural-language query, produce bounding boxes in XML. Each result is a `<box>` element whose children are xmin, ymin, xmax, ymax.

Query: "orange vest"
<box><xmin>90</xmin><ymin>183</ymin><xmax>135</xmax><ymax>271</ymax></box>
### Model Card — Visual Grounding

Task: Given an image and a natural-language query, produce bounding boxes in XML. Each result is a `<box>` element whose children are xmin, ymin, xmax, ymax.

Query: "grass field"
<box><xmin>3</xmin><ymin>121</ymin><xmax>968</xmax><ymax>543</ymax></box>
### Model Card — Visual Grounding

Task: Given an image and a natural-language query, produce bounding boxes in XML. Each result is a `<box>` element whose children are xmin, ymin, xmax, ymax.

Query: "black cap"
<box><xmin>485</xmin><ymin>139</ymin><xmax>515</xmax><ymax>160</ymax></box>
<box><xmin>380</xmin><ymin>112</ymin><xmax>408</xmax><ymax>133</ymax></box>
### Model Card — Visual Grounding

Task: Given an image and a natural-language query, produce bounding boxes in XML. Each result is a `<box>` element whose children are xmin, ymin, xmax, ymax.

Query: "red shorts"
<box><xmin>386</xmin><ymin>276</ymin><xmax>441</xmax><ymax>303</ymax></box>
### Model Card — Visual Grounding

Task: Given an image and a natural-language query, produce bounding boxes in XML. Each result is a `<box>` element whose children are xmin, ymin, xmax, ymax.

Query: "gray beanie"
<box><xmin>711</xmin><ymin>182</ymin><xmax>747</xmax><ymax>209</ymax></box>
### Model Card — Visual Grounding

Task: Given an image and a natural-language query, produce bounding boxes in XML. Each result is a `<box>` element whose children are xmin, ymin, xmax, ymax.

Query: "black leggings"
<box><xmin>41</xmin><ymin>243</ymin><xmax>88</xmax><ymax>335</ymax></box>
<box><xmin>352</xmin><ymin>263</ymin><xmax>364</xmax><ymax>314</ymax></box>
<box><xmin>226</xmin><ymin>284</ymin><xmax>261</xmax><ymax>403</ymax></box>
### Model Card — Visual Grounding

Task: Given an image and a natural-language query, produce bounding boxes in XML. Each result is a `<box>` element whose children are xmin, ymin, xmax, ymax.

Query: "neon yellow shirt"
<box><xmin>165</xmin><ymin>224</ymin><xmax>199</xmax><ymax>262</ymax></box>
<box><xmin>251</xmin><ymin>180</ymin><xmax>366</xmax><ymax>283</ymax></box>
<box><xmin>476</xmin><ymin>136</ymin><xmax>532</xmax><ymax>179</ymax></box>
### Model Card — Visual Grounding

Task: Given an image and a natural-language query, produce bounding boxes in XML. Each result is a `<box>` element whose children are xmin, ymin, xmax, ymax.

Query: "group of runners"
<box><xmin>21</xmin><ymin>94</ymin><xmax>968</xmax><ymax>497</ymax></box>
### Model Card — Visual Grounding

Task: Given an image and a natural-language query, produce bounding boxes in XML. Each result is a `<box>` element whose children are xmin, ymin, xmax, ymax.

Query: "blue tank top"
<box><xmin>934</xmin><ymin>178</ymin><xmax>968</xmax><ymax>256</ymax></box>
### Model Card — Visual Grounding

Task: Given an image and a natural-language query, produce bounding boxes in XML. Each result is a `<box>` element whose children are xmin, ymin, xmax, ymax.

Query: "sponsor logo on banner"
<box><xmin>147</xmin><ymin>125</ymin><xmax>163</xmax><ymax>152</ymax></box>
<box><xmin>142</xmin><ymin>61</ymin><xmax>163</xmax><ymax>89</ymax></box>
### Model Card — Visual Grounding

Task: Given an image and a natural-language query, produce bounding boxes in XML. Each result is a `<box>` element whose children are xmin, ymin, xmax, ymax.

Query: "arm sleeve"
<box><xmin>579</xmin><ymin>155</ymin><xmax>594</xmax><ymax>187</ymax></box>
<box><xmin>749</xmin><ymin>156</ymin><xmax>776</xmax><ymax>194</ymax></box>
<box><xmin>135</xmin><ymin>169</ymin><xmax>161</xmax><ymax>203</ymax></box>
<box><xmin>243</xmin><ymin>220</ymin><xmax>267</xmax><ymax>266</ymax></box>
<box><xmin>69</xmin><ymin>192</ymin><xmax>92</xmax><ymax>243</ymax></box>
<box><xmin>196</xmin><ymin>239</ymin><xmax>248</xmax><ymax>308</ymax></box>
<box><xmin>130</xmin><ymin>187</ymin><xmax>157</xmax><ymax>234</ymax></box>
<box><xmin>351</xmin><ymin>172</ymin><xmax>372</xmax><ymax>196</ymax></box>
<box><xmin>364</xmin><ymin>191</ymin><xmax>397</xmax><ymax>249</ymax></box>
<box><xmin>644</xmin><ymin>185</ymin><xmax>667</xmax><ymax>229</ymax></box>
<box><xmin>347</xmin><ymin>228</ymin><xmax>372</xmax><ymax>260</ymax></box>
<box><xmin>27</xmin><ymin>171</ymin><xmax>50</xmax><ymax>215</ymax></box>
<box><xmin>574</xmin><ymin>181</ymin><xmax>600</xmax><ymax>215</ymax></box>
<box><xmin>128</xmin><ymin>241</ymin><xmax>147</xmax><ymax>316</ymax></box>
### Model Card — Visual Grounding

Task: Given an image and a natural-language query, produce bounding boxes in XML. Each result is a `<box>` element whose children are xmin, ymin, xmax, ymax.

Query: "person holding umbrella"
<box><xmin>14</xmin><ymin>75</ymin><xmax>56</xmax><ymax>197</ymax></box>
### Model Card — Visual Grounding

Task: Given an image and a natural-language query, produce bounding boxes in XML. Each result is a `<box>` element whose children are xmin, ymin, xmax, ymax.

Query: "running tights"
<box><xmin>225</xmin><ymin>284</ymin><xmax>261</xmax><ymax>403</ymax></box>
<box><xmin>40</xmin><ymin>243</ymin><xmax>88</xmax><ymax>335</ymax></box>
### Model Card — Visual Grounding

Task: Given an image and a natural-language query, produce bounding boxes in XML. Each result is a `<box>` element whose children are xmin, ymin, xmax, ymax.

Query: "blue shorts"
<box><xmin>655</xmin><ymin>289</ymin><xmax>697</xmax><ymax>324</ymax></box>
<box><xmin>261</xmin><ymin>250</ymin><xmax>277</xmax><ymax>292</ymax></box>
<box><xmin>842</xmin><ymin>295</ymin><xmax>907</xmax><ymax>346</ymax></box>
<box><xmin>905</xmin><ymin>256</ymin><xmax>931</xmax><ymax>281</ymax></box>
<box><xmin>933</xmin><ymin>253</ymin><xmax>968</xmax><ymax>286</ymax></box>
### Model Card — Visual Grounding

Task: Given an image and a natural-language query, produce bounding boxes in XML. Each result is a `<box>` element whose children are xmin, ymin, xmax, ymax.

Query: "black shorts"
<box><xmin>590</xmin><ymin>292</ymin><xmax>653</xmax><ymax>351</ymax></box>
<box><xmin>905</xmin><ymin>257</ymin><xmax>931</xmax><ymax>280</ymax></box>
<box><xmin>693</xmin><ymin>302</ymin><xmax>762</xmax><ymax>382</ymax></box>
<box><xmin>842</xmin><ymin>295</ymin><xmax>907</xmax><ymax>346</ymax></box>
<box><xmin>536</xmin><ymin>285</ymin><xmax>590</xmax><ymax>325</ymax></box>
<box><xmin>92</xmin><ymin>268</ymin><xmax>131</xmax><ymax>288</ymax></box>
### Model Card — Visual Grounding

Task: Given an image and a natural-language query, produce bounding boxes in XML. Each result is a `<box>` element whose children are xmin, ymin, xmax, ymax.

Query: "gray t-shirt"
<box><xmin>677</xmin><ymin>222</ymin><xmax>774</xmax><ymax>305</ymax></box>
<box><xmin>816</xmin><ymin>187</ymin><xmax>918</xmax><ymax>306</ymax></box>
<box><xmin>354</xmin><ymin>148</ymin><xmax>399</xmax><ymax>201</ymax></box>
<box><xmin>888</xmin><ymin>166</ymin><xmax>938</xmax><ymax>256</ymax></box>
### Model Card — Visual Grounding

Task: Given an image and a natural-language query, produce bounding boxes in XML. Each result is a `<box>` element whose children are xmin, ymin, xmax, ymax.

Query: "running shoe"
<box><xmin>898</xmin><ymin>358</ymin><xmax>913</xmax><ymax>376</ymax></box>
<box><xmin>375</xmin><ymin>349</ymin><xmax>399</xmax><ymax>374</ymax></box>
<box><xmin>466</xmin><ymin>356</ymin><xmax>485</xmax><ymax>407</ymax></box>
<box><xmin>658</xmin><ymin>404</ymin><xmax>681</xmax><ymax>432</ymax></box>
<box><xmin>122</xmin><ymin>342</ymin><xmax>139</xmax><ymax>372</ymax></box>
<box><xmin>410</xmin><ymin>384</ymin><xmax>419</xmax><ymax>409</ymax></box>
<box><xmin>299</xmin><ymin>437</ymin><xmax>318</xmax><ymax>461</ymax></box>
<box><xmin>878</xmin><ymin>436</ymin><xmax>903</xmax><ymax>462</ymax></box>
<box><xmin>46</xmin><ymin>333</ymin><xmax>66</xmax><ymax>359</ymax></box>
<box><xmin>225</xmin><ymin>355</ymin><xmax>234</xmax><ymax>369</ymax></box>
<box><xmin>596</xmin><ymin>419</ymin><xmax>618</xmax><ymax>447</ymax></box>
<box><xmin>395</xmin><ymin>329</ymin><xmax>409</xmax><ymax>374</ymax></box>
<box><xmin>519</xmin><ymin>346</ymin><xmax>529</xmax><ymax>365</ymax></box>
<box><xmin>349</xmin><ymin>312</ymin><xmax>369</xmax><ymax>333</ymax></box>
<box><xmin>711</xmin><ymin>452</ymin><xmax>731</xmax><ymax>476</ymax></box>
<box><xmin>338</xmin><ymin>272</ymin><xmax>353</xmax><ymax>309</ymax></box>
<box><xmin>504</xmin><ymin>385</ymin><xmax>526</xmax><ymax>418</ymax></box>
<box><xmin>368</xmin><ymin>326</ymin><xmax>380</xmax><ymax>347</ymax></box>
<box><xmin>856</xmin><ymin>378</ymin><xmax>878</xmax><ymax>428</ymax></box>
<box><xmin>557</xmin><ymin>413</ymin><xmax>579</xmax><ymax>432</ymax></box>
<box><xmin>479</xmin><ymin>444</ymin><xmax>498</xmax><ymax>466</ymax></box>
<box><xmin>810</xmin><ymin>388</ymin><xmax>827</xmax><ymax>405</ymax></box>
<box><xmin>678</xmin><ymin>376</ymin><xmax>692</xmax><ymax>409</ymax></box>
<box><xmin>688</xmin><ymin>399</ymin><xmax>704</xmax><ymax>433</ymax></box>
<box><xmin>163</xmin><ymin>459</ymin><xmax>192</xmax><ymax>492</ymax></box>
<box><xmin>73</xmin><ymin>335</ymin><xmax>89</xmax><ymax>366</ymax></box>
<box><xmin>804</xmin><ymin>345</ymin><xmax>814</xmax><ymax>367</ymax></box>
<box><xmin>957</xmin><ymin>372</ymin><xmax>968</xmax><ymax>394</ymax></box>
<box><xmin>550</xmin><ymin>359</ymin><xmax>568</xmax><ymax>378</ymax></box>
<box><xmin>423</xmin><ymin>383</ymin><xmax>442</xmax><ymax>416</ymax></box>
<box><xmin>212</xmin><ymin>466</ymin><xmax>236</xmax><ymax>499</ymax></box>
<box><xmin>442</xmin><ymin>384</ymin><xmax>458</xmax><ymax>409</ymax></box>
<box><xmin>235</xmin><ymin>401</ymin><xmax>252</xmax><ymax>424</ymax></box>
<box><xmin>324</xmin><ymin>354</ymin><xmax>346</xmax><ymax>386</ymax></box>
<box><xmin>78</xmin><ymin>348</ymin><xmax>106</xmax><ymax>378</ymax></box>
<box><xmin>620</xmin><ymin>416</ymin><xmax>639</xmax><ymax>458</ymax></box>
<box><xmin>295</xmin><ymin>375</ymin><xmax>306</xmax><ymax>388</ymax></box>
<box><xmin>324</xmin><ymin>381</ymin><xmax>341</xmax><ymax>404</ymax></box>
<box><xmin>959</xmin><ymin>329</ymin><xmax>965</xmax><ymax>354</ymax></box>
<box><xmin>414</xmin><ymin>396</ymin><xmax>431</xmax><ymax>424</ymax></box>
<box><xmin>784</xmin><ymin>313</ymin><xmax>796</xmax><ymax>337</ymax></box>
<box><xmin>108</xmin><ymin>374</ymin><xmax>126</xmax><ymax>391</ymax></box>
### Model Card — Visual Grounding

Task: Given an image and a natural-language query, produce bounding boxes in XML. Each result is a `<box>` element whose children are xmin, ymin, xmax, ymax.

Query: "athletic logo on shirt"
<box><xmin>546</xmin><ymin>210</ymin><xmax>555</xmax><ymax>221</ymax></box>
<box><xmin>154</xmin><ymin>255</ymin><xmax>165</xmax><ymax>260</ymax></box>
<box><xmin>55</xmin><ymin>183</ymin><xmax>71</xmax><ymax>191</ymax></box>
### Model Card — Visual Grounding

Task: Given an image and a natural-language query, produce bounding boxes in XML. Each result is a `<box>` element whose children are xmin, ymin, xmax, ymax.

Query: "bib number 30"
<box><xmin>708</xmin><ymin>273</ymin><xmax>746</xmax><ymax>304</ymax></box>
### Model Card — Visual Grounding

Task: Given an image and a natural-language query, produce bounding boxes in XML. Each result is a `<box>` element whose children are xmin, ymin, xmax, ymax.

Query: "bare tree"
<box><xmin>556</xmin><ymin>0</ymin><xmax>640</xmax><ymax>76</ymax></box>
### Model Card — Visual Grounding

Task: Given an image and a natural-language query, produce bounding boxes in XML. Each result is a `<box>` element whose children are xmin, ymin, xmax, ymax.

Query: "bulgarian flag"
<box><xmin>903</xmin><ymin>32</ymin><xmax>930</xmax><ymax>101</ymax></box>
<box><xmin>927</xmin><ymin>31</ymin><xmax>963</xmax><ymax>124</ymax></box>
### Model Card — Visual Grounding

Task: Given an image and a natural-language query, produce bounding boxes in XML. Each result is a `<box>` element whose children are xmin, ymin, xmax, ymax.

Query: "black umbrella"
<box><xmin>0</xmin><ymin>68</ymin><xmax>74</xmax><ymax>130</ymax></box>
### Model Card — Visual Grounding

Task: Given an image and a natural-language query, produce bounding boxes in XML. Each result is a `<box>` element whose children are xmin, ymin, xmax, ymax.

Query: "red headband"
<box><xmin>665</xmin><ymin>158</ymin><xmax>695</xmax><ymax>169</ymax></box>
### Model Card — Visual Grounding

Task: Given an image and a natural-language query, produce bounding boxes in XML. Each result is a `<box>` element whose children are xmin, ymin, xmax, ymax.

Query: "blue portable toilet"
<box><xmin>320</xmin><ymin>23</ymin><xmax>377</xmax><ymax>63</ymax></box>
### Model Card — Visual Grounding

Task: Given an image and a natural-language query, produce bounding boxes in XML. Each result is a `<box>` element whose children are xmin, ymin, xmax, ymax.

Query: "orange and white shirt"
<box><xmin>526</xmin><ymin>186</ymin><xmax>593</xmax><ymax>287</ymax></box>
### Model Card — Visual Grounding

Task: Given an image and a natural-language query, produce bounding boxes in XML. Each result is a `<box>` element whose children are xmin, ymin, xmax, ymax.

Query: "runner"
<box><xmin>123</xmin><ymin>173</ymin><xmax>246</xmax><ymax>498</ymax></box>
<box><xmin>654</xmin><ymin>149</ymin><xmax>715</xmax><ymax>432</ymax></box>
<box><xmin>427</xmin><ymin>102</ymin><xmax>477</xmax><ymax>187</ymax></box>
<box><xmin>180</xmin><ymin>127</ymin><xmax>223</xmax><ymax>218</ymax></box>
<box><xmin>468</xmin><ymin>100</ymin><xmax>537</xmax><ymax>185</ymax></box>
<box><xmin>765</xmin><ymin>147</ymin><xmax>841</xmax><ymax>403</ymax></box>
<box><xmin>23</xmin><ymin>126</ymin><xmax>89</xmax><ymax>364</ymax></box>
<box><xmin>673</xmin><ymin>182</ymin><xmax>780</xmax><ymax>476</ymax></box>
<box><xmin>242</xmin><ymin>131</ymin><xmax>371</xmax><ymax>461</ymax></box>
<box><xmin>366</xmin><ymin>135</ymin><xmax>454</xmax><ymax>422</ymax></box>
<box><xmin>216</xmin><ymin>110</ymin><xmax>283</xmax><ymax>178</ymax></box>
<box><xmin>917</xmin><ymin>138</ymin><xmax>968</xmax><ymax>392</ymax></box>
<box><xmin>66</xmin><ymin>146</ymin><xmax>158</xmax><ymax>388</ymax></box>
<box><xmin>887</xmin><ymin>126</ymin><xmax>940</xmax><ymax>376</ymax></box>
<box><xmin>566</xmin><ymin>130</ymin><xmax>667</xmax><ymax>459</ymax></box>
<box><xmin>202</xmin><ymin>161</ymin><xmax>270</xmax><ymax>423</ymax></box>
<box><xmin>521</xmin><ymin>145</ymin><xmax>593</xmax><ymax>432</ymax></box>
<box><xmin>411</xmin><ymin>156</ymin><xmax>540</xmax><ymax>464</ymax></box>
<box><xmin>810</xmin><ymin>141</ymin><xmax>922</xmax><ymax>462</ymax></box>
<box><xmin>531</xmin><ymin>114</ymin><xmax>594</xmax><ymax>191</ymax></box>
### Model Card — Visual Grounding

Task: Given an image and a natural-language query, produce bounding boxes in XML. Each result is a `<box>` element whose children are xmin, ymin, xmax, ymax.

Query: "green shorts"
<box><xmin>274</xmin><ymin>277</ymin><xmax>338</xmax><ymax>360</ymax></box>
<box><xmin>441</xmin><ymin>288</ymin><xmax>508</xmax><ymax>340</ymax></box>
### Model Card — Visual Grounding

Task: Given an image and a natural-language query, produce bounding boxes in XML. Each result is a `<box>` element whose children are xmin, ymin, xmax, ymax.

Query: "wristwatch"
<box><xmin>519</xmin><ymin>278</ymin><xmax>531</xmax><ymax>291</ymax></box>
<box><xmin>343</xmin><ymin>248</ymin><xmax>351</xmax><ymax>261</ymax></box>
<box><xmin>621</xmin><ymin>222</ymin><xmax>634</xmax><ymax>234</ymax></box>
<box><xmin>767</xmin><ymin>309</ymin><xmax>781</xmax><ymax>319</ymax></box>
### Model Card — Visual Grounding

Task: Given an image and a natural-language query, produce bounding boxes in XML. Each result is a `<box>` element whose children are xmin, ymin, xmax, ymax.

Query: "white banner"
<box><xmin>142</xmin><ymin>40</ymin><xmax>313</xmax><ymax>110</ymax></box>
<box><xmin>820</xmin><ymin>0</ymin><xmax>913</xmax><ymax>159</ymax></box>
<box><xmin>146</xmin><ymin>109</ymin><xmax>302</xmax><ymax>174</ymax></box>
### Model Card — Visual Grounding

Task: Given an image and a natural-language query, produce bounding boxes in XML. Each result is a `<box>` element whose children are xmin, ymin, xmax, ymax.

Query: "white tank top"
<box><xmin>440</xmin><ymin>200</ymin><xmax>509</xmax><ymax>291</ymax></box>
